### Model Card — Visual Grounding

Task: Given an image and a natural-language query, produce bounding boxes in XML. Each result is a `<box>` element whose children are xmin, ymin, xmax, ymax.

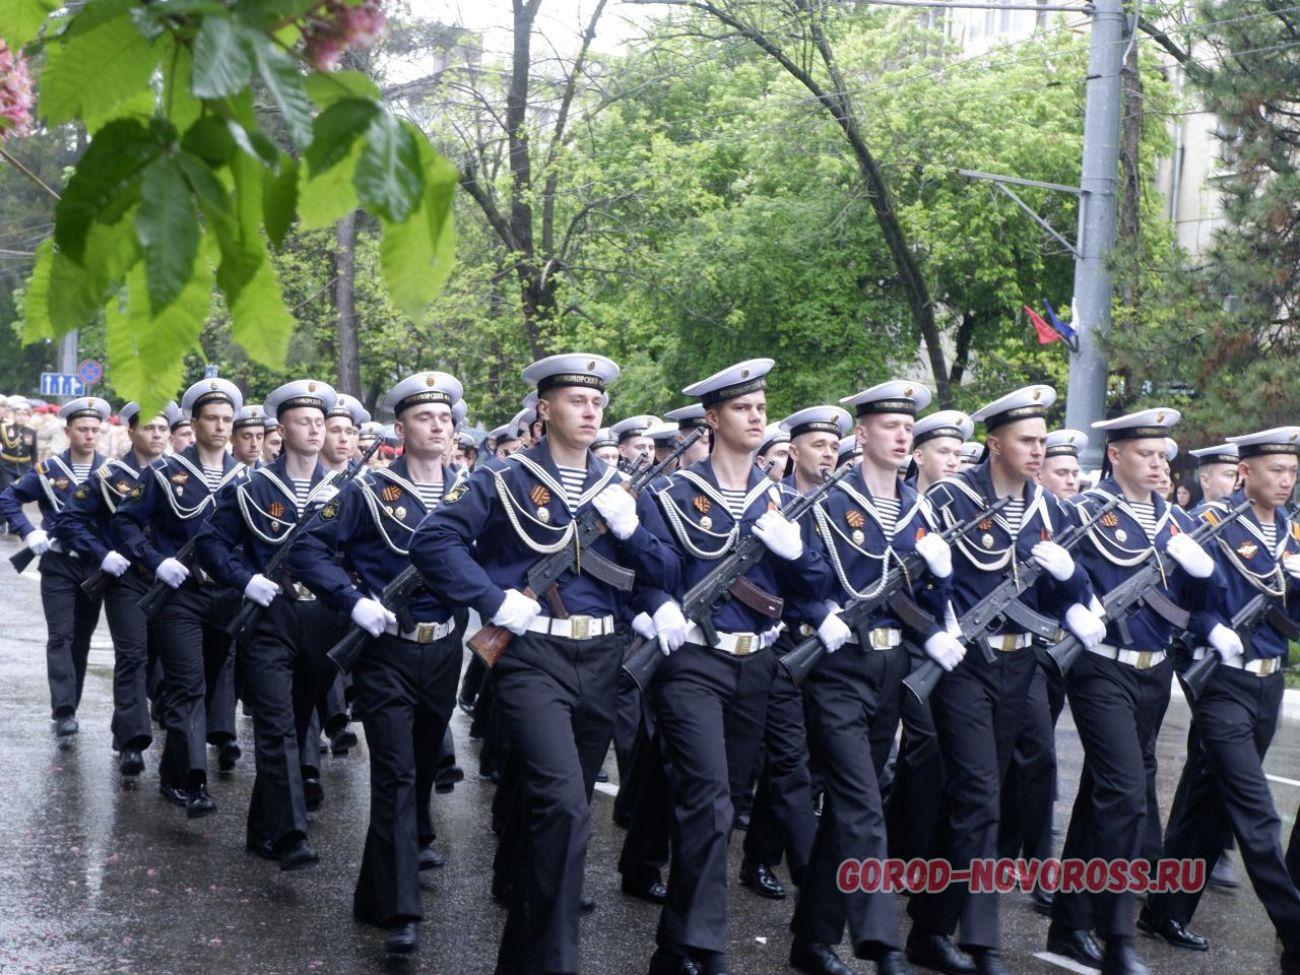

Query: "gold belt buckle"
<box><xmin>1001</xmin><ymin>634</ymin><xmax>1018</xmax><ymax>652</ymax></box>
<box><xmin>416</xmin><ymin>623</ymin><xmax>433</xmax><ymax>643</ymax></box>
<box><xmin>570</xmin><ymin>615</ymin><xmax>592</xmax><ymax>640</ymax></box>
<box><xmin>734</xmin><ymin>634</ymin><xmax>754</xmax><ymax>655</ymax></box>
<box><xmin>869</xmin><ymin>629</ymin><xmax>890</xmax><ymax>650</ymax></box>
<box><xmin>1135</xmin><ymin>651</ymin><xmax>1153</xmax><ymax>669</ymax></box>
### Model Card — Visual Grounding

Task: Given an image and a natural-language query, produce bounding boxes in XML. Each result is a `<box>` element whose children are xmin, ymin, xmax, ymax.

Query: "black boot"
<box><xmin>739</xmin><ymin>858</ymin><xmax>786</xmax><ymax>899</ymax></box>
<box><xmin>967</xmin><ymin>948</ymin><xmax>1010</xmax><ymax>975</ymax></box>
<box><xmin>875</xmin><ymin>951</ymin><xmax>911</xmax><ymax>975</ymax></box>
<box><xmin>1100</xmin><ymin>937</ymin><xmax>1149</xmax><ymax>975</ymax></box>
<box><xmin>55</xmin><ymin>715</ymin><xmax>79</xmax><ymax>737</ymax></box>
<box><xmin>621</xmin><ymin>872</ymin><xmax>668</xmax><ymax>904</ymax></box>
<box><xmin>119</xmin><ymin>749</ymin><xmax>144</xmax><ymax>777</ymax></box>
<box><xmin>1136</xmin><ymin>905</ymin><xmax>1208</xmax><ymax>951</ymax></box>
<box><xmin>417</xmin><ymin>844</ymin><xmax>445</xmax><ymax>870</ymax></box>
<box><xmin>1046</xmin><ymin>922</ymin><xmax>1104</xmax><ymax>967</ymax></box>
<box><xmin>648</xmin><ymin>949</ymin><xmax>700</xmax><ymax>975</ymax></box>
<box><xmin>217</xmin><ymin>742</ymin><xmax>241</xmax><ymax>772</ymax></box>
<box><xmin>186</xmin><ymin>783</ymin><xmax>217</xmax><ymax>819</ymax></box>
<box><xmin>384</xmin><ymin>921</ymin><xmax>418</xmax><ymax>955</ymax></box>
<box><xmin>789</xmin><ymin>939</ymin><xmax>856</xmax><ymax>975</ymax></box>
<box><xmin>1208</xmin><ymin>852</ymin><xmax>1239</xmax><ymax>889</ymax></box>
<box><xmin>904</xmin><ymin>930</ymin><xmax>975</xmax><ymax>975</ymax></box>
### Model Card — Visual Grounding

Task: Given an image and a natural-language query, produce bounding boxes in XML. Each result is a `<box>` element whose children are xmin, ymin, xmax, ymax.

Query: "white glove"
<box><xmin>350</xmin><ymin>596</ymin><xmax>395</xmax><ymax>638</ymax></box>
<box><xmin>631</xmin><ymin>612</ymin><xmax>656</xmax><ymax>641</ymax></box>
<box><xmin>754</xmin><ymin>510</ymin><xmax>804</xmax><ymax>561</ymax></box>
<box><xmin>1166</xmin><ymin>532</ymin><xmax>1214</xmax><ymax>579</ymax></box>
<box><xmin>155</xmin><ymin>557</ymin><xmax>190</xmax><ymax>589</ymax></box>
<box><xmin>244</xmin><ymin>573</ymin><xmax>280</xmax><ymax>608</ymax></box>
<box><xmin>592</xmin><ymin>484</ymin><xmax>639</xmax><ymax>540</ymax></box>
<box><xmin>652</xmin><ymin>600</ymin><xmax>691</xmax><ymax>656</ymax></box>
<box><xmin>1208</xmin><ymin>623</ymin><xmax>1243</xmax><ymax>661</ymax></box>
<box><xmin>1032</xmin><ymin>540</ymin><xmax>1075</xmax><ymax>582</ymax></box>
<box><xmin>924</xmin><ymin>631</ymin><xmax>966</xmax><ymax>671</ymax></box>
<box><xmin>817</xmin><ymin>611</ymin><xmax>851</xmax><ymax>653</ymax></box>
<box><xmin>915</xmin><ymin>532</ymin><xmax>953</xmax><ymax>579</ymax></box>
<box><xmin>1065</xmin><ymin>603</ymin><xmax>1106</xmax><ymax>650</ymax></box>
<box><xmin>24</xmin><ymin>529</ymin><xmax>51</xmax><ymax>555</ymax></box>
<box><xmin>760</xmin><ymin>621</ymin><xmax>786</xmax><ymax>649</ymax></box>
<box><xmin>1088</xmin><ymin>593</ymin><xmax>1106</xmax><ymax>618</ymax></box>
<box><xmin>491</xmin><ymin>588</ymin><xmax>541</xmax><ymax>636</ymax></box>
<box><xmin>1284</xmin><ymin>554</ymin><xmax>1300</xmax><ymax>580</ymax></box>
<box><xmin>100</xmin><ymin>551</ymin><xmax>130</xmax><ymax>577</ymax></box>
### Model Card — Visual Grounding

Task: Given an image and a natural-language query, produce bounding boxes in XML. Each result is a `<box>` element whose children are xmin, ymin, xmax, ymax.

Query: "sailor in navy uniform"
<box><xmin>289</xmin><ymin>372</ymin><xmax>469</xmax><ymax>954</ymax></box>
<box><xmin>53</xmin><ymin>402</ymin><xmax>169</xmax><ymax>773</ymax></box>
<box><xmin>1190</xmin><ymin>442</ymin><xmax>1240</xmax><ymax>506</ymax></box>
<box><xmin>957</xmin><ymin>441</ymin><xmax>982</xmax><ymax>470</ymax></box>
<box><xmin>886</xmin><ymin>410</ymin><xmax>972</xmax><ymax>890</ymax></box>
<box><xmin>194</xmin><ymin>379</ymin><xmax>341</xmax><ymax>868</ymax></box>
<box><xmin>665</xmin><ymin>403</ymin><xmax>713</xmax><ymax>468</ymax></box>
<box><xmin>756</xmin><ymin>422</ymin><xmax>792</xmax><ymax>481</ymax></box>
<box><xmin>1042</xmin><ymin>409</ymin><xmax>1219</xmax><ymax>973</ymax></box>
<box><xmin>997</xmin><ymin>429</ymin><xmax>1086</xmax><ymax>914</ymax></box>
<box><xmin>612</xmin><ymin>414</ymin><xmax>660</xmax><ymax>472</ymax></box>
<box><xmin>837</xmin><ymin>435</ymin><xmax>862</xmax><ymax>469</ymax></box>
<box><xmin>741</xmin><ymin>404</ymin><xmax>852</xmax><ymax>906</ymax></box>
<box><xmin>0</xmin><ymin>396</ymin><xmax>110</xmax><ymax>738</ymax></box>
<box><xmin>231</xmin><ymin>404</ymin><xmax>267</xmax><ymax>467</ymax></box>
<box><xmin>111</xmin><ymin>378</ymin><xmax>245</xmax><ymax>817</ymax></box>
<box><xmin>0</xmin><ymin>394</ymin><xmax>38</xmax><ymax>493</ymax></box>
<box><xmin>646</xmin><ymin>421</ymin><xmax>684</xmax><ymax>472</ymax></box>
<box><xmin>639</xmin><ymin>358</ymin><xmax>832</xmax><ymax>975</ymax></box>
<box><xmin>411</xmin><ymin>354</ymin><xmax>680</xmax><ymax>975</ymax></box>
<box><xmin>905</xmin><ymin>385</ymin><xmax>1104</xmax><ymax>975</ymax></box>
<box><xmin>1146</xmin><ymin>428</ymin><xmax>1300</xmax><ymax>975</ymax></box>
<box><xmin>169</xmin><ymin>410</ymin><xmax>195</xmax><ymax>455</ymax></box>
<box><xmin>788</xmin><ymin>385</ymin><xmax>961</xmax><ymax>975</ymax></box>
<box><xmin>592</xmin><ymin>427</ymin><xmax>620</xmax><ymax>467</ymax></box>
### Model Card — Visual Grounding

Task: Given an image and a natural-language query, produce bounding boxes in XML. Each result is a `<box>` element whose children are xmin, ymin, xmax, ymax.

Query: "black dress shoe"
<box><xmin>1208</xmin><ymin>852</ymin><xmax>1239</xmax><ymax>889</ymax></box>
<box><xmin>1100</xmin><ymin>938</ymin><xmax>1149</xmax><ymax>975</ymax></box>
<box><xmin>1047</xmin><ymin>923</ymin><xmax>1104</xmax><ymax>967</ymax></box>
<box><xmin>119</xmin><ymin>749</ymin><xmax>144</xmax><ymax>776</ymax></box>
<box><xmin>595</xmin><ymin>769</ymin><xmax>610</xmax><ymax>783</ymax></box>
<box><xmin>876</xmin><ymin>950</ymin><xmax>911</xmax><ymax>975</ymax></box>
<box><xmin>159</xmin><ymin>784</ymin><xmax>188</xmax><ymax>807</ymax></box>
<box><xmin>1030</xmin><ymin>887</ymin><xmax>1054</xmax><ymax>916</ymax></box>
<box><xmin>217</xmin><ymin>742</ymin><xmax>241</xmax><ymax>772</ymax></box>
<box><xmin>904</xmin><ymin>930</ymin><xmax>975</xmax><ymax>975</ymax></box>
<box><xmin>55</xmin><ymin>715</ymin><xmax>79</xmax><ymax>737</ymax></box>
<box><xmin>331</xmin><ymin>729</ymin><xmax>358</xmax><ymax>755</ymax></box>
<box><xmin>1136</xmin><ymin>905</ymin><xmax>1208</xmax><ymax>951</ymax></box>
<box><xmin>246</xmin><ymin>836</ymin><xmax>276</xmax><ymax>861</ymax></box>
<box><xmin>384</xmin><ymin>920</ymin><xmax>419</xmax><ymax>955</ymax></box>
<box><xmin>580</xmin><ymin>894</ymin><xmax>596</xmax><ymax>914</ymax></box>
<box><xmin>621</xmin><ymin>874</ymin><xmax>668</xmax><ymax>904</ymax></box>
<box><xmin>648</xmin><ymin>949</ymin><xmax>700</xmax><ymax>975</ymax></box>
<box><xmin>186</xmin><ymin>784</ymin><xmax>217</xmax><ymax>819</ymax></box>
<box><xmin>417</xmin><ymin>845</ymin><xmax>445</xmax><ymax>870</ymax></box>
<box><xmin>457</xmin><ymin>696</ymin><xmax>474</xmax><ymax>716</ymax></box>
<box><xmin>968</xmin><ymin>948</ymin><xmax>1010</xmax><ymax>975</ymax></box>
<box><xmin>278</xmin><ymin>837</ymin><xmax>319</xmax><ymax>871</ymax></box>
<box><xmin>789</xmin><ymin>939</ymin><xmax>855</xmax><ymax>975</ymax></box>
<box><xmin>303</xmin><ymin>776</ymin><xmax>324</xmax><ymax>811</ymax></box>
<box><xmin>434</xmin><ymin>764</ymin><xmax>465</xmax><ymax>794</ymax></box>
<box><xmin>734</xmin><ymin>810</ymin><xmax>751</xmax><ymax>831</ymax></box>
<box><xmin>739</xmin><ymin>858</ymin><xmax>786</xmax><ymax>900</ymax></box>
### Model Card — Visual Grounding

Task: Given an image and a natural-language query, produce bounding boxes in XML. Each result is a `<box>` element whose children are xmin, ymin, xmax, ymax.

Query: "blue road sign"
<box><xmin>76</xmin><ymin>359</ymin><xmax>103</xmax><ymax>385</ymax></box>
<box><xmin>39</xmin><ymin>373</ymin><xmax>85</xmax><ymax>397</ymax></box>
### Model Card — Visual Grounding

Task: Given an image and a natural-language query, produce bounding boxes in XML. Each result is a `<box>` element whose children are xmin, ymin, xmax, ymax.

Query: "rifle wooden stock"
<box><xmin>9</xmin><ymin>545</ymin><xmax>35</xmax><ymax>574</ymax></box>
<box><xmin>80</xmin><ymin>567</ymin><xmax>114</xmax><ymax>600</ymax></box>
<box><xmin>465</xmin><ymin>585</ymin><xmax>537</xmax><ymax>668</ymax></box>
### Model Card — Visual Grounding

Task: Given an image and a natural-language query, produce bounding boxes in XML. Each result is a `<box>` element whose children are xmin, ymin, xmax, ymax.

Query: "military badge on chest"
<box><xmin>381</xmin><ymin>484</ymin><xmax>402</xmax><ymax>503</ymax></box>
<box><xmin>846</xmin><ymin>508</ymin><xmax>865</xmax><ymax>546</ymax></box>
<box><xmin>693</xmin><ymin>494</ymin><xmax>712</xmax><ymax>530</ymax></box>
<box><xmin>1237</xmin><ymin>541</ymin><xmax>1258</xmax><ymax>560</ymax></box>
<box><xmin>530</xmin><ymin>484</ymin><xmax>552</xmax><ymax>522</ymax></box>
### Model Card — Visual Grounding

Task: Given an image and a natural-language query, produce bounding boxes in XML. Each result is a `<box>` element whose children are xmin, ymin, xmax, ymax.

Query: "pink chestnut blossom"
<box><xmin>303</xmin><ymin>0</ymin><xmax>386</xmax><ymax>72</ymax></box>
<box><xmin>0</xmin><ymin>39</ymin><xmax>35</xmax><ymax>141</ymax></box>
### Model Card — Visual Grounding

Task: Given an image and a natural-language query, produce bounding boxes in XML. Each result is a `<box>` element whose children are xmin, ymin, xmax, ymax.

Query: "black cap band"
<box><xmin>277</xmin><ymin>396</ymin><xmax>328</xmax><ymax>416</ymax></box>
<box><xmin>171</xmin><ymin>418</ymin><xmax>192</xmax><ymax>431</ymax></box>
<box><xmin>192</xmin><ymin>391</ymin><xmax>235</xmax><ymax>412</ymax></box>
<box><xmin>1238</xmin><ymin>443</ymin><xmax>1300</xmax><ymax>459</ymax></box>
<box><xmin>1045</xmin><ymin>444</ymin><xmax>1081</xmax><ymax>458</ymax></box>
<box><xmin>701</xmin><ymin>376</ymin><xmax>766</xmax><ymax>407</ymax></box>
<box><xmin>913</xmin><ymin>425</ymin><xmax>964</xmax><ymax>448</ymax></box>
<box><xmin>394</xmin><ymin>390</ymin><xmax>452</xmax><ymax>416</ymax></box>
<box><xmin>984</xmin><ymin>405</ymin><xmax>1047</xmax><ymax>431</ymax></box>
<box><xmin>233</xmin><ymin>416</ymin><xmax>266</xmax><ymax>429</ymax></box>
<box><xmin>854</xmin><ymin>398</ymin><xmax>918</xmax><ymax>418</ymax></box>
<box><xmin>537</xmin><ymin>373</ymin><xmax>605</xmax><ymax>394</ymax></box>
<box><xmin>617</xmin><ymin>427</ymin><xmax>649</xmax><ymax>444</ymax></box>
<box><xmin>677</xmin><ymin>416</ymin><xmax>710</xmax><ymax>430</ymax></box>
<box><xmin>789</xmin><ymin>420</ymin><xmax>841</xmax><ymax>439</ymax></box>
<box><xmin>1104</xmin><ymin>425</ymin><xmax>1167</xmax><ymax>443</ymax></box>
<box><xmin>1196</xmin><ymin>452</ymin><xmax>1238</xmax><ymax>466</ymax></box>
<box><xmin>65</xmin><ymin>408</ymin><xmax>101</xmax><ymax>422</ymax></box>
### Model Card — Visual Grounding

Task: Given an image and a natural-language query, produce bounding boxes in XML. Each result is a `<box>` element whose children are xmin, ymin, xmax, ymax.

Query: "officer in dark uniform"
<box><xmin>639</xmin><ymin>358</ymin><xmax>832</xmax><ymax>975</ymax></box>
<box><xmin>0</xmin><ymin>394</ymin><xmax>38</xmax><ymax>494</ymax></box>
<box><xmin>740</xmin><ymin>403</ymin><xmax>853</xmax><ymax>906</ymax></box>
<box><xmin>998</xmin><ymin>428</ymin><xmax>1086</xmax><ymax>915</ymax></box>
<box><xmin>195</xmin><ymin>379</ymin><xmax>343</xmax><ymax>869</ymax></box>
<box><xmin>412</xmin><ymin>354</ymin><xmax>680</xmax><ymax>975</ymax></box>
<box><xmin>112</xmin><ymin>378</ymin><xmax>245</xmax><ymax>817</ymax></box>
<box><xmin>0</xmin><ymin>396</ymin><xmax>110</xmax><ymax>738</ymax></box>
<box><xmin>756</xmin><ymin>422</ymin><xmax>792</xmax><ymax>482</ymax></box>
<box><xmin>1145</xmin><ymin>427</ymin><xmax>1300</xmax><ymax>975</ymax></box>
<box><xmin>54</xmin><ymin>402</ymin><xmax>169</xmax><ymax>773</ymax></box>
<box><xmin>291</xmin><ymin>371</ymin><xmax>469</xmax><ymax>955</ymax></box>
<box><xmin>1045</xmin><ymin>410</ymin><xmax>1220</xmax><ymax>975</ymax></box>
<box><xmin>788</xmin><ymin>384</ymin><xmax>961</xmax><ymax>975</ymax></box>
<box><xmin>906</xmin><ymin>385</ymin><xmax>1104</xmax><ymax>975</ymax></box>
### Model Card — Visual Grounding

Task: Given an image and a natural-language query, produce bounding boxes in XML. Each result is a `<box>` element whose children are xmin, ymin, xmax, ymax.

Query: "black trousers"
<box><xmin>150</xmin><ymin>583</ymin><xmax>240</xmax><ymax>790</ymax></box>
<box><xmin>908</xmin><ymin>643</ymin><xmax>1037</xmax><ymax>949</ymax></box>
<box><xmin>1148</xmin><ymin>667</ymin><xmax>1300</xmax><ymax>950</ymax></box>
<box><xmin>492</xmin><ymin>631</ymin><xmax>620</xmax><ymax>975</ymax></box>
<box><xmin>1050</xmin><ymin>652</ymin><xmax>1171</xmax><ymax>938</ymax></box>
<box><xmin>103</xmin><ymin>569</ymin><xmax>153</xmax><ymax>751</ymax></box>
<box><xmin>650</xmin><ymin>641</ymin><xmax>771</xmax><ymax>959</ymax></box>
<box><xmin>742</xmin><ymin>649</ymin><xmax>818</xmax><ymax>885</ymax></box>
<box><xmin>613</xmin><ymin>657</ymin><xmax>643</xmax><ymax>802</ymax></box>
<box><xmin>460</xmin><ymin>649</ymin><xmax>487</xmax><ymax>706</ymax></box>
<box><xmin>998</xmin><ymin>659</ymin><xmax>1064</xmax><ymax>864</ymax></box>
<box><xmin>351</xmin><ymin>626</ymin><xmax>461</xmax><ymax>927</ymax></box>
<box><xmin>242</xmin><ymin>598</ymin><xmax>334</xmax><ymax>850</ymax></box>
<box><xmin>38</xmin><ymin>551</ymin><xmax>102</xmax><ymax>719</ymax></box>
<box><xmin>886</xmin><ymin>680</ymin><xmax>945</xmax><ymax>863</ymax></box>
<box><xmin>1289</xmin><ymin>804</ymin><xmax>1300</xmax><ymax>891</ymax></box>
<box><xmin>618</xmin><ymin>713</ymin><xmax>674</xmax><ymax>884</ymax></box>
<box><xmin>792</xmin><ymin>642</ymin><xmax>909</xmax><ymax>957</ymax></box>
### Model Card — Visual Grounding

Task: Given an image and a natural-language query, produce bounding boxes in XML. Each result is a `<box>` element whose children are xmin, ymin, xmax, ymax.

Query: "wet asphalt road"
<box><xmin>0</xmin><ymin>534</ymin><xmax>1296</xmax><ymax>975</ymax></box>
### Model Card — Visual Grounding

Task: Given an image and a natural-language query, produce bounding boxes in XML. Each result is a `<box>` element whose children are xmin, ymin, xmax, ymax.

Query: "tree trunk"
<box><xmin>334</xmin><ymin>209</ymin><xmax>361</xmax><ymax>397</ymax></box>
